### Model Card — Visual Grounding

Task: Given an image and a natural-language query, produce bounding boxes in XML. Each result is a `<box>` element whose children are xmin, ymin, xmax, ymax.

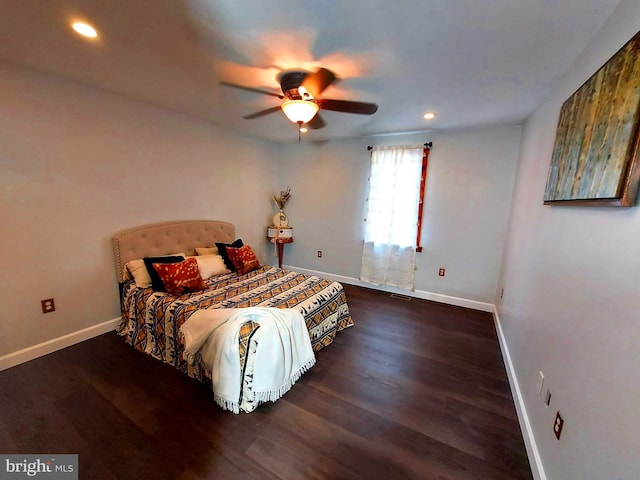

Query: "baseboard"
<box><xmin>288</xmin><ymin>264</ymin><xmax>542</xmax><ymax>476</ymax></box>
<box><xmin>0</xmin><ymin>317</ymin><xmax>120</xmax><ymax>371</ymax></box>
<box><xmin>0</xmin><ymin>273</ymin><xmax>543</xmax><ymax>480</ymax></box>
<box><xmin>285</xmin><ymin>265</ymin><xmax>495</xmax><ymax>312</ymax></box>
<box><xmin>492</xmin><ymin>306</ymin><xmax>546</xmax><ymax>480</ymax></box>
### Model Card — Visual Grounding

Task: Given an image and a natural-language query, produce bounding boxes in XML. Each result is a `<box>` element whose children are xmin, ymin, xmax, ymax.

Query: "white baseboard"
<box><xmin>0</xmin><ymin>317</ymin><xmax>120</xmax><ymax>371</ymax></box>
<box><xmin>285</xmin><ymin>265</ymin><xmax>495</xmax><ymax>312</ymax></box>
<box><xmin>0</xmin><ymin>268</ymin><xmax>490</xmax><ymax>373</ymax></box>
<box><xmin>290</xmin><ymin>264</ymin><xmax>542</xmax><ymax>477</ymax></box>
<box><xmin>492</xmin><ymin>306</ymin><xmax>546</xmax><ymax>480</ymax></box>
<box><xmin>0</xmin><ymin>273</ymin><xmax>543</xmax><ymax>480</ymax></box>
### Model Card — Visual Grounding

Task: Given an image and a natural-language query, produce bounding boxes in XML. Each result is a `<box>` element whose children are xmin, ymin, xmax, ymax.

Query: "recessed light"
<box><xmin>423</xmin><ymin>112</ymin><xmax>436</xmax><ymax>120</ymax></box>
<box><xmin>72</xmin><ymin>22</ymin><xmax>98</xmax><ymax>38</ymax></box>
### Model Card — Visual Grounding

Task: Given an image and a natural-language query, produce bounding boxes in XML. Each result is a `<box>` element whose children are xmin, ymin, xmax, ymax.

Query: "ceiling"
<box><xmin>0</xmin><ymin>0</ymin><xmax>621</xmax><ymax>143</ymax></box>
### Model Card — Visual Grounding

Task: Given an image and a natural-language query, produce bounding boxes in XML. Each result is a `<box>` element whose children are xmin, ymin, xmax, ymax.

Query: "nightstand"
<box><xmin>267</xmin><ymin>226</ymin><xmax>294</xmax><ymax>269</ymax></box>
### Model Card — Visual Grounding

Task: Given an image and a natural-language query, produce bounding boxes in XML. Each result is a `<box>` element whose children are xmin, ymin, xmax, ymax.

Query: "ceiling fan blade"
<box><xmin>317</xmin><ymin>98</ymin><xmax>378</xmax><ymax>115</ymax></box>
<box><xmin>307</xmin><ymin>114</ymin><xmax>326</xmax><ymax>129</ymax></box>
<box><xmin>243</xmin><ymin>106</ymin><xmax>282</xmax><ymax>119</ymax></box>
<box><xmin>300</xmin><ymin>68</ymin><xmax>336</xmax><ymax>98</ymax></box>
<box><xmin>219</xmin><ymin>81</ymin><xmax>284</xmax><ymax>99</ymax></box>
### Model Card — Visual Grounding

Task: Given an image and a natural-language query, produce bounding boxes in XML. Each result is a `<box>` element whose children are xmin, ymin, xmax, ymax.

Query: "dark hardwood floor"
<box><xmin>0</xmin><ymin>284</ymin><xmax>532</xmax><ymax>479</ymax></box>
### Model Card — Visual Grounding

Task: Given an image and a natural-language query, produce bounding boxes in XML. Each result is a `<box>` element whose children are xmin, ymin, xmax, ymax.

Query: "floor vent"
<box><xmin>390</xmin><ymin>293</ymin><xmax>412</xmax><ymax>301</ymax></box>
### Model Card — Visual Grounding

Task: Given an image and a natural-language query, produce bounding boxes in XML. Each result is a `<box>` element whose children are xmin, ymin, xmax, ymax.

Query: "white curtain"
<box><xmin>360</xmin><ymin>146</ymin><xmax>423</xmax><ymax>290</ymax></box>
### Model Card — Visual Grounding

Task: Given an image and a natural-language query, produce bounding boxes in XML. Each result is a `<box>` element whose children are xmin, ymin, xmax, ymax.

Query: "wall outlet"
<box><xmin>536</xmin><ymin>371</ymin><xmax>545</xmax><ymax>395</ymax></box>
<box><xmin>317</xmin><ymin>250</ymin><xmax>322</xmax><ymax>258</ymax></box>
<box><xmin>41</xmin><ymin>298</ymin><xmax>55</xmax><ymax>314</ymax></box>
<box><xmin>553</xmin><ymin>411</ymin><xmax>564</xmax><ymax>440</ymax></box>
<box><xmin>438</xmin><ymin>268</ymin><xmax>446</xmax><ymax>277</ymax></box>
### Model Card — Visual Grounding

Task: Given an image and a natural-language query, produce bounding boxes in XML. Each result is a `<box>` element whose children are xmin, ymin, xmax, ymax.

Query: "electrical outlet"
<box><xmin>544</xmin><ymin>389</ymin><xmax>552</xmax><ymax>407</ymax></box>
<box><xmin>41</xmin><ymin>298</ymin><xmax>55</xmax><ymax>314</ymax></box>
<box><xmin>537</xmin><ymin>371</ymin><xmax>545</xmax><ymax>395</ymax></box>
<box><xmin>438</xmin><ymin>268</ymin><xmax>445</xmax><ymax>277</ymax></box>
<box><xmin>553</xmin><ymin>411</ymin><xmax>564</xmax><ymax>440</ymax></box>
<box><xmin>317</xmin><ymin>250</ymin><xmax>322</xmax><ymax>258</ymax></box>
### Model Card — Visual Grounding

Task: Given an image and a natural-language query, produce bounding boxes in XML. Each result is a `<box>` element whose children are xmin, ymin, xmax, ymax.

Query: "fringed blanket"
<box><xmin>180</xmin><ymin>307</ymin><xmax>316</xmax><ymax>413</ymax></box>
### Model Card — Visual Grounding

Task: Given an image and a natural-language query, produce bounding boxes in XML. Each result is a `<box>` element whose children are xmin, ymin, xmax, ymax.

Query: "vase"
<box><xmin>272</xmin><ymin>210</ymin><xmax>289</xmax><ymax>227</ymax></box>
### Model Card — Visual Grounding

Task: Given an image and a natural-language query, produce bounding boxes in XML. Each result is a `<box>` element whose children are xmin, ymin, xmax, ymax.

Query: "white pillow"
<box><xmin>189</xmin><ymin>254</ymin><xmax>229</xmax><ymax>279</ymax></box>
<box><xmin>125</xmin><ymin>253</ymin><xmax>185</xmax><ymax>288</ymax></box>
<box><xmin>195</xmin><ymin>246</ymin><xmax>218</xmax><ymax>256</ymax></box>
<box><xmin>125</xmin><ymin>259</ymin><xmax>152</xmax><ymax>288</ymax></box>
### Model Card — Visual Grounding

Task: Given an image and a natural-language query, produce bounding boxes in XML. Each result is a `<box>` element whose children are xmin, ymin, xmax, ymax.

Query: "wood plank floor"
<box><xmin>0</xmin><ymin>284</ymin><xmax>532</xmax><ymax>479</ymax></box>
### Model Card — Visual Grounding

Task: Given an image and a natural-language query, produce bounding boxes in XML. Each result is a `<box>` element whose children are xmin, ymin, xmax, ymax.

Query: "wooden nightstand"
<box><xmin>267</xmin><ymin>226</ymin><xmax>293</xmax><ymax>269</ymax></box>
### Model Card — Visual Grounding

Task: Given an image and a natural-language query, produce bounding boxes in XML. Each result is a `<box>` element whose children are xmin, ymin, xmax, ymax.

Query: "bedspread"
<box><xmin>117</xmin><ymin>266</ymin><xmax>353</xmax><ymax>410</ymax></box>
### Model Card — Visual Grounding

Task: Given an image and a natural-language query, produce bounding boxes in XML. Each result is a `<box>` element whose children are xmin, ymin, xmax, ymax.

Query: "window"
<box><xmin>364</xmin><ymin>146</ymin><xmax>423</xmax><ymax>246</ymax></box>
<box><xmin>360</xmin><ymin>144</ymin><xmax>430</xmax><ymax>289</ymax></box>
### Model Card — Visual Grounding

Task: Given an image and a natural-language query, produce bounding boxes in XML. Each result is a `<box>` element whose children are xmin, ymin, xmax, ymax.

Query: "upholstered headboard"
<box><xmin>112</xmin><ymin>220</ymin><xmax>235</xmax><ymax>283</ymax></box>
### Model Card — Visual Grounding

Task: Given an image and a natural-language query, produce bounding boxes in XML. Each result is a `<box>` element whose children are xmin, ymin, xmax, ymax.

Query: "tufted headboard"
<box><xmin>112</xmin><ymin>220</ymin><xmax>235</xmax><ymax>284</ymax></box>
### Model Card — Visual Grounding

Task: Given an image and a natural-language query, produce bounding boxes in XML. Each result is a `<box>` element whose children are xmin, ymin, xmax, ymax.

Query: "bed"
<box><xmin>112</xmin><ymin>220</ymin><xmax>353</xmax><ymax>413</ymax></box>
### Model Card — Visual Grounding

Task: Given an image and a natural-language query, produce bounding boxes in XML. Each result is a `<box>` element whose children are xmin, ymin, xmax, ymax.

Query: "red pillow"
<box><xmin>152</xmin><ymin>258</ymin><xmax>208</xmax><ymax>296</ymax></box>
<box><xmin>226</xmin><ymin>245</ymin><xmax>261</xmax><ymax>275</ymax></box>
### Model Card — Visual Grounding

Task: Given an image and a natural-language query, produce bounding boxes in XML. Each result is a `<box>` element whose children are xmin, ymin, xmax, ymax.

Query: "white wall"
<box><xmin>0</xmin><ymin>64</ymin><xmax>279</xmax><ymax>357</ymax></box>
<box><xmin>0</xmin><ymin>63</ymin><xmax>521</xmax><ymax>359</ymax></box>
<box><xmin>497</xmin><ymin>0</ymin><xmax>640</xmax><ymax>478</ymax></box>
<box><xmin>277</xmin><ymin>126</ymin><xmax>522</xmax><ymax>304</ymax></box>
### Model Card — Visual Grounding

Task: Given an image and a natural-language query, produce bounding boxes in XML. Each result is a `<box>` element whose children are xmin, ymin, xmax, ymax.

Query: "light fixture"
<box><xmin>423</xmin><ymin>112</ymin><xmax>436</xmax><ymax>120</ymax></box>
<box><xmin>281</xmin><ymin>100</ymin><xmax>319</xmax><ymax>124</ymax></box>
<box><xmin>72</xmin><ymin>21</ymin><xmax>98</xmax><ymax>38</ymax></box>
<box><xmin>299</xmin><ymin>127</ymin><xmax>309</xmax><ymax>133</ymax></box>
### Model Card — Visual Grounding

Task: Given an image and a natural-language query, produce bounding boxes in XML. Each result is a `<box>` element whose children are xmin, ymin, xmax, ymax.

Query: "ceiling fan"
<box><xmin>219</xmin><ymin>67</ymin><xmax>378</xmax><ymax>130</ymax></box>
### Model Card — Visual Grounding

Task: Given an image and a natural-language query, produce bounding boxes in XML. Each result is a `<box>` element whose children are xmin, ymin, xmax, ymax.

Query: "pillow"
<box><xmin>143</xmin><ymin>255</ymin><xmax>185</xmax><ymax>291</ymax></box>
<box><xmin>152</xmin><ymin>258</ymin><xmax>208</xmax><ymax>296</ymax></box>
<box><xmin>195</xmin><ymin>246</ymin><xmax>219</xmax><ymax>256</ymax></box>
<box><xmin>125</xmin><ymin>253</ymin><xmax>185</xmax><ymax>288</ymax></box>
<box><xmin>215</xmin><ymin>239</ymin><xmax>244</xmax><ymax>271</ymax></box>
<box><xmin>226</xmin><ymin>244</ymin><xmax>261</xmax><ymax>275</ymax></box>
<box><xmin>125</xmin><ymin>259</ymin><xmax>153</xmax><ymax>288</ymax></box>
<box><xmin>187</xmin><ymin>254</ymin><xmax>229</xmax><ymax>279</ymax></box>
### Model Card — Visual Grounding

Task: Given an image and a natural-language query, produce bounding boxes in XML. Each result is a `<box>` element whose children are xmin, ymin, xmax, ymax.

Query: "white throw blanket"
<box><xmin>180</xmin><ymin>307</ymin><xmax>316</xmax><ymax>413</ymax></box>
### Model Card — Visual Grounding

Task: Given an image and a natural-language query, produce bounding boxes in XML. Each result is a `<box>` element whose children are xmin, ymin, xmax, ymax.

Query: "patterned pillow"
<box><xmin>226</xmin><ymin>244</ymin><xmax>261</xmax><ymax>275</ymax></box>
<box><xmin>142</xmin><ymin>255</ymin><xmax>185</xmax><ymax>291</ymax></box>
<box><xmin>152</xmin><ymin>258</ymin><xmax>208</xmax><ymax>296</ymax></box>
<box><xmin>215</xmin><ymin>238</ymin><xmax>244</xmax><ymax>271</ymax></box>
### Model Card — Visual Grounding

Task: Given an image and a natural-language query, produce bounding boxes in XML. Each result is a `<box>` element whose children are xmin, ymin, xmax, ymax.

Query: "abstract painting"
<box><xmin>544</xmin><ymin>31</ymin><xmax>640</xmax><ymax>206</ymax></box>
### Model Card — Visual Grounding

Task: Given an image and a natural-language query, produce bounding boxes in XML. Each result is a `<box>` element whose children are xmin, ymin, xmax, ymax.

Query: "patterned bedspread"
<box><xmin>117</xmin><ymin>266</ymin><xmax>353</xmax><ymax>410</ymax></box>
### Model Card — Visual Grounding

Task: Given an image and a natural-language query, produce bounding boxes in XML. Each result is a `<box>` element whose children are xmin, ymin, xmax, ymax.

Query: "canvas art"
<box><xmin>544</xmin><ymin>31</ymin><xmax>640</xmax><ymax>207</ymax></box>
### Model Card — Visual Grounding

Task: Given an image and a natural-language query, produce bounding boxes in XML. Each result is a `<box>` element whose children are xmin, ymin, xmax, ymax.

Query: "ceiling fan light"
<box><xmin>72</xmin><ymin>21</ymin><xmax>98</xmax><ymax>38</ymax></box>
<box><xmin>281</xmin><ymin>100</ymin><xmax>319</xmax><ymax>124</ymax></box>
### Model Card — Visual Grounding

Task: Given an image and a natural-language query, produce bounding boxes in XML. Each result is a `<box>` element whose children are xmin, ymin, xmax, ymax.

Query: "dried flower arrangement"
<box><xmin>272</xmin><ymin>187</ymin><xmax>291</xmax><ymax>210</ymax></box>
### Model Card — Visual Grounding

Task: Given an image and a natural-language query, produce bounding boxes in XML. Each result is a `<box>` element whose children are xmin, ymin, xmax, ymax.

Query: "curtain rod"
<box><xmin>367</xmin><ymin>141</ymin><xmax>432</xmax><ymax>151</ymax></box>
